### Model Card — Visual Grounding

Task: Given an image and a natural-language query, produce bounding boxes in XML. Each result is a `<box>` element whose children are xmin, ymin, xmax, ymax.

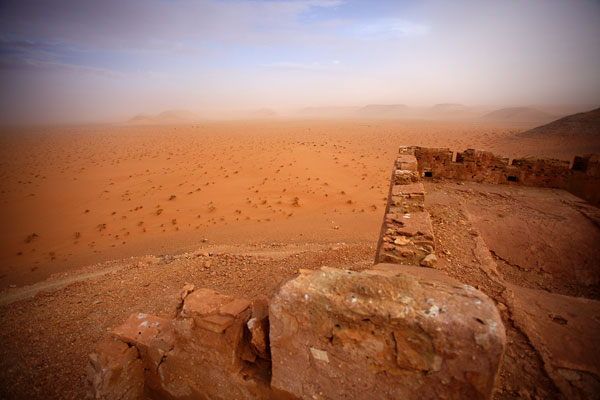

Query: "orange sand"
<box><xmin>0</xmin><ymin>119</ymin><xmax>592</xmax><ymax>288</ymax></box>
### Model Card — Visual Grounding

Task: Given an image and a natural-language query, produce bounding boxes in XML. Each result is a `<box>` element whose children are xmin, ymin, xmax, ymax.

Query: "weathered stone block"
<box><xmin>397</xmin><ymin>155</ymin><xmax>418</xmax><ymax>172</ymax></box>
<box><xmin>270</xmin><ymin>265</ymin><xmax>505</xmax><ymax>400</ymax></box>
<box><xmin>398</xmin><ymin>146</ymin><xmax>416</xmax><ymax>155</ymax></box>
<box><xmin>248</xmin><ymin>298</ymin><xmax>270</xmax><ymax>360</ymax></box>
<box><xmin>112</xmin><ymin>313</ymin><xmax>175</xmax><ymax>393</ymax></box>
<box><xmin>377</xmin><ymin>211</ymin><xmax>435</xmax><ymax>265</ymax></box>
<box><xmin>414</xmin><ymin>147</ymin><xmax>454</xmax><ymax>179</ymax></box>
<box><xmin>511</xmin><ymin>157</ymin><xmax>570</xmax><ymax>188</ymax></box>
<box><xmin>390</xmin><ymin>183</ymin><xmax>425</xmax><ymax>213</ymax></box>
<box><xmin>394</xmin><ymin>169</ymin><xmax>420</xmax><ymax>185</ymax></box>
<box><xmin>89</xmin><ymin>288</ymin><xmax>270</xmax><ymax>400</ymax></box>
<box><xmin>86</xmin><ymin>337</ymin><xmax>144</xmax><ymax>400</ymax></box>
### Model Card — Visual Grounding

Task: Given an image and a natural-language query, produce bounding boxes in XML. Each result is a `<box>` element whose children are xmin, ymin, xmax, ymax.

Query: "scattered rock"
<box><xmin>420</xmin><ymin>253</ymin><xmax>438</xmax><ymax>267</ymax></box>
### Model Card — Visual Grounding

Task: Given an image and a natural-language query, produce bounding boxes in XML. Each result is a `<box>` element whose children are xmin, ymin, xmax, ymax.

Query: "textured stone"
<box><xmin>420</xmin><ymin>253</ymin><xmax>437</xmax><ymax>267</ymax></box>
<box><xmin>505</xmin><ymin>284</ymin><xmax>600</xmax><ymax>400</ymax></box>
<box><xmin>394</xmin><ymin>169</ymin><xmax>420</xmax><ymax>185</ymax></box>
<box><xmin>390</xmin><ymin>183</ymin><xmax>425</xmax><ymax>213</ymax></box>
<box><xmin>89</xmin><ymin>289</ymin><xmax>270</xmax><ymax>400</ymax></box>
<box><xmin>248</xmin><ymin>298</ymin><xmax>270</xmax><ymax>360</ymax></box>
<box><xmin>270</xmin><ymin>265</ymin><xmax>505</xmax><ymax>400</ymax></box>
<box><xmin>86</xmin><ymin>337</ymin><xmax>144</xmax><ymax>400</ymax></box>
<box><xmin>377</xmin><ymin>211</ymin><xmax>435</xmax><ymax>265</ymax></box>
<box><xmin>410</xmin><ymin>146</ymin><xmax>599</xmax><ymax>206</ymax></box>
<box><xmin>396</xmin><ymin>154</ymin><xmax>418</xmax><ymax>172</ymax></box>
<box><xmin>398</xmin><ymin>146</ymin><xmax>416</xmax><ymax>155</ymax></box>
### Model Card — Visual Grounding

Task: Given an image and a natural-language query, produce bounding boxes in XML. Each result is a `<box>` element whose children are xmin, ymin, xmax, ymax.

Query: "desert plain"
<box><xmin>2</xmin><ymin>117</ymin><xmax>594</xmax><ymax>289</ymax></box>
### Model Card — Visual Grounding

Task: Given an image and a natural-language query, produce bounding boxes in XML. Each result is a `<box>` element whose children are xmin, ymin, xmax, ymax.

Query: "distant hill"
<box><xmin>517</xmin><ymin>107</ymin><xmax>600</xmax><ymax>138</ymax></box>
<box><xmin>353</xmin><ymin>104</ymin><xmax>408</xmax><ymax>118</ymax></box>
<box><xmin>481</xmin><ymin>107</ymin><xmax>554</xmax><ymax>123</ymax></box>
<box><xmin>126</xmin><ymin>109</ymin><xmax>199</xmax><ymax>124</ymax></box>
<box><xmin>430</xmin><ymin>103</ymin><xmax>467</xmax><ymax>112</ymax></box>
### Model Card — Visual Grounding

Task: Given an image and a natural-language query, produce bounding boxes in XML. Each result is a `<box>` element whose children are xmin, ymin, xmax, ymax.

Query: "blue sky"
<box><xmin>0</xmin><ymin>0</ymin><xmax>599</xmax><ymax>122</ymax></box>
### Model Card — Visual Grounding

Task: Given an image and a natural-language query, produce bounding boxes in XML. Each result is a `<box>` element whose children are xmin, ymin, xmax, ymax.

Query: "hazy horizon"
<box><xmin>1</xmin><ymin>0</ymin><xmax>599</xmax><ymax>124</ymax></box>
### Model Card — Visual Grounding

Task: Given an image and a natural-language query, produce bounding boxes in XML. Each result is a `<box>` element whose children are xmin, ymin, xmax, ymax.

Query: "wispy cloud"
<box><xmin>355</xmin><ymin>18</ymin><xmax>430</xmax><ymax>39</ymax></box>
<box><xmin>262</xmin><ymin>60</ymin><xmax>331</xmax><ymax>71</ymax></box>
<box><xmin>0</xmin><ymin>36</ymin><xmax>124</xmax><ymax>78</ymax></box>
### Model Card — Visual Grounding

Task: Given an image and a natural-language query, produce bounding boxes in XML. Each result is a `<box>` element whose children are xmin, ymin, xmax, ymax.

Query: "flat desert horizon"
<box><xmin>1</xmin><ymin>115</ymin><xmax>598</xmax><ymax>289</ymax></box>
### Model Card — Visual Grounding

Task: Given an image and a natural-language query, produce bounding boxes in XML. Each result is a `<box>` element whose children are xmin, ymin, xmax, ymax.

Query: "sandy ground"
<box><xmin>2</xmin><ymin>118</ymin><xmax>593</xmax><ymax>289</ymax></box>
<box><xmin>0</xmin><ymin>119</ymin><xmax>598</xmax><ymax>399</ymax></box>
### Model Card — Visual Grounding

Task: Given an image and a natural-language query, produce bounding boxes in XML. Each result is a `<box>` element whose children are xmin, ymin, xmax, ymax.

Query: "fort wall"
<box><xmin>405</xmin><ymin>146</ymin><xmax>599</xmax><ymax>206</ymax></box>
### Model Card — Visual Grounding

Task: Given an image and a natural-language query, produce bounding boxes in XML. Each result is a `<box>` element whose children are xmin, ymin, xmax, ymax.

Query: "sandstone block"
<box><xmin>420</xmin><ymin>253</ymin><xmax>437</xmax><ymax>267</ymax></box>
<box><xmin>86</xmin><ymin>337</ymin><xmax>144</xmax><ymax>400</ymax></box>
<box><xmin>397</xmin><ymin>155</ymin><xmax>418</xmax><ymax>172</ymax></box>
<box><xmin>91</xmin><ymin>288</ymin><xmax>269</xmax><ymax>400</ymax></box>
<box><xmin>113</xmin><ymin>312</ymin><xmax>175</xmax><ymax>391</ymax></box>
<box><xmin>398</xmin><ymin>146</ymin><xmax>416</xmax><ymax>155</ymax></box>
<box><xmin>394</xmin><ymin>169</ymin><xmax>420</xmax><ymax>185</ymax></box>
<box><xmin>390</xmin><ymin>183</ymin><xmax>425</xmax><ymax>213</ymax></box>
<box><xmin>248</xmin><ymin>298</ymin><xmax>270</xmax><ymax>360</ymax></box>
<box><xmin>270</xmin><ymin>265</ymin><xmax>505</xmax><ymax>400</ymax></box>
<box><xmin>377</xmin><ymin>211</ymin><xmax>435</xmax><ymax>265</ymax></box>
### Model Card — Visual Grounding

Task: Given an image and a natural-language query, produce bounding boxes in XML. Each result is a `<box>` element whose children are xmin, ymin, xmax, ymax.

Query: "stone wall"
<box><xmin>374</xmin><ymin>149</ymin><xmax>437</xmax><ymax>268</ymax></box>
<box><xmin>405</xmin><ymin>146</ymin><xmax>599</xmax><ymax>206</ymax></box>
<box><xmin>88</xmin><ymin>269</ymin><xmax>505</xmax><ymax>400</ymax></box>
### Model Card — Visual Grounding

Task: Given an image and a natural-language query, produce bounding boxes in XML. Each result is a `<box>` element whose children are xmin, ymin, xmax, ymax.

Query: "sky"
<box><xmin>0</xmin><ymin>0</ymin><xmax>599</xmax><ymax>123</ymax></box>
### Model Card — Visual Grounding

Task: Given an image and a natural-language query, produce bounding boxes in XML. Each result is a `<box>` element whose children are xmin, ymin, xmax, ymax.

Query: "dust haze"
<box><xmin>0</xmin><ymin>0</ymin><xmax>599</xmax><ymax>124</ymax></box>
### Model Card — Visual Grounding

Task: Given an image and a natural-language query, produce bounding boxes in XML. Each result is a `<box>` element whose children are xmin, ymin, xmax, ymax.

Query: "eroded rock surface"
<box><xmin>87</xmin><ymin>287</ymin><xmax>271</xmax><ymax>400</ymax></box>
<box><xmin>270</xmin><ymin>264</ymin><xmax>506</xmax><ymax>400</ymax></box>
<box><xmin>378</xmin><ymin>211</ymin><xmax>435</xmax><ymax>265</ymax></box>
<box><xmin>505</xmin><ymin>284</ymin><xmax>600</xmax><ymax>400</ymax></box>
<box><xmin>87</xmin><ymin>338</ymin><xmax>144</xmax><ymax>400</ymax></box>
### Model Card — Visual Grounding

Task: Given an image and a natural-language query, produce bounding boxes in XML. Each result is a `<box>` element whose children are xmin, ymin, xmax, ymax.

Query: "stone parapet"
<box><xmin>87</xmin><ymin>286</ymin><xmax>271</xmax><ymax>400</ymax></box>
<box><xmin>389</xmin><ymin>182</ymin><xmax>425</xmax><ymax>213</ymax></box>
<box><xmin>88</xmin><ymin>269</ymin><xmax>505</xmax><ymax>400</ymax></box>
<box><xmin>399</xmin><ymin>146</ymin><xmax>599</xmax><ymax>206</ymax></box>
<box><xmin>377</xmin><ymin>212</ymin><xmax>435</xmax><ymax>265</ymax></box>
<box><xmin>375</xmin><ymin>148</ymin><xmax>437</xmax><ymax>267</ymax></box>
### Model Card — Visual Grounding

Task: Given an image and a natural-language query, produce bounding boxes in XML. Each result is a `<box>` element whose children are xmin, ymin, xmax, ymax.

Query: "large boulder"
<box><xmin>269</xmin><ymin>264</ymin><xmax>506</xmax><ymax>400</ymax></box>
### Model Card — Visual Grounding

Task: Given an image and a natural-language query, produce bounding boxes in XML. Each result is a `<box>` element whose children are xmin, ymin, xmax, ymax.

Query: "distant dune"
<box><xmin>517</xmin><ymin>107</ymin><xmax>600</xmax><ymax>138</ymax></box>
<box><xmin>481</xmin><ymin>107</ymin><xmax>554</xmax><ymax>123</ymax></box>
<box><xmin>126</xmin><ymin>109</ymin><xmax>199</xmax><ymax>124</ymax></box>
